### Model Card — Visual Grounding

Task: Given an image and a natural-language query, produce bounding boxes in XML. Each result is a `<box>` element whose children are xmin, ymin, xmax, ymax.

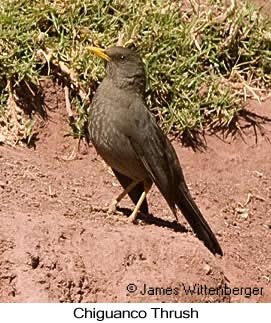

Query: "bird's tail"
<box><xmin>175</xmin><ymin>183</ymin><xmax>223</xmax><ymax>256</ymax></box>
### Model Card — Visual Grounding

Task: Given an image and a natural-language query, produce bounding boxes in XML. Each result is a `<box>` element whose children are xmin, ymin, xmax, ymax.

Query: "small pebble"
<box><xmin>203</xmin><ymin>263</ymin><xmax>212</xmax><ymax>275</ymax></box>
<box><xmin>0</xmin><ymin>180</ymin><xmax>6</xmax><ymax>188</ymax></box>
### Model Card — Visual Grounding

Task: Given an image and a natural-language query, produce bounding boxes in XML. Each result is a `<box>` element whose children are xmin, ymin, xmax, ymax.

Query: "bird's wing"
<box><xmin>117</xmin><ymin>98</ymin><xmax>223</xmax><ymax>256</ymax></box>
<box><xmin>116</xmin><ymin>97</ymin><xmax>182</xmax><ymax>204</ymax></box>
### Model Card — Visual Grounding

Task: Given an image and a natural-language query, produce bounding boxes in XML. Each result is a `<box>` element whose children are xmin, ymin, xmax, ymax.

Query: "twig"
<box><xmin>117</xmin><ymin>32</ymin><xmax>124</xmax><ymax>46</ymax></box>
<box><xmin>213</xmin><ymin>0</ymin><xmax>236</xmax><ymax>24</ymax></box>
<box><xmin>7</xmin><ymin>80</ymin><xmax>24</xmax><ymax>143</ymax></box>
<box><xmin>57</xmin><ymin>60</ymin><xmax>89</xmax><ymax>103</ymax></box>
<box><xmin>37</xmin><ymin>48</ymin><xmax>89</xmax><ymax>104</ymax></box>
<box><xmin>64</xmin><ymin>86</ymin><xmax>73</xmax><ymax>118</ymax></box>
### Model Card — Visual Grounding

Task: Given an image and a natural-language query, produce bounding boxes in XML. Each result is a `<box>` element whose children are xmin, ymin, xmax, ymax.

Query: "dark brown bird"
<box><xmin>88</xmin><ymin>46</ymin><xmax>223</xmax><ymax>256</ymax></box>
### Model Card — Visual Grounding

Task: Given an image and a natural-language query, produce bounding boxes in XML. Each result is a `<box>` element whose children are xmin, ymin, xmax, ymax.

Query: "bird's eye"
<box><xmin>120</xmin><ymin>55</ymin><xmax>125</xmax><ymax>60</ymax></box>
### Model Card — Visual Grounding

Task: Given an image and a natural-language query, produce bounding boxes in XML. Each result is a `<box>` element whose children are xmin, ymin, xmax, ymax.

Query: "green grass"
<box><xmin>0</xmin><ymin>0</ymin><xmax>271</xmax><ymax>145</ymax></box>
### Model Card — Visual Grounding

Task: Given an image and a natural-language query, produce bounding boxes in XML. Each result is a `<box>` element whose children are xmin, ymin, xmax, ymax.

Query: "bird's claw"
<box><xmin>107</xmin><ymin>200</ymin><xmax>118</xmax><ymax>214</ymax></box>
<box><xmin>127</xmin><ymin>210</ymin><xmax>139</xmax><ymax>224</ymax></box>
<box><xmin>90</xmin><ymin>200</ymin><xmax>120</xmax><ymax>215</ymax></box>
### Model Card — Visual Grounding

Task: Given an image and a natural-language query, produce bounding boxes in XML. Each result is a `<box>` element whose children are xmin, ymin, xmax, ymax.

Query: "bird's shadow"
<box><xmin>116</xmin><ymin>206</ymin><xmax>188</xmax><ymax>233</ymax></box>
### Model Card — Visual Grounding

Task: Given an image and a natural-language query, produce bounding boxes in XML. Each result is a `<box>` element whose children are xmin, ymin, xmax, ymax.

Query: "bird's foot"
<box><xmin>127</xmin><ymin>209</ymin><xmax>139</xmax><ymax>224</ymax></box>
<box><xmin>107</xmin><ymin>200</ymin><xmax>118</xmax><ymax>215</ymax></box>
<box><xmin>104</xmin><ymin>200</ymin><xmax>123</xmax><ymax>216</ymax></box>
<box><xmin>90</xmin><ymin>201</ymin><xmax>121</xmax><ymax>215</ymax></box>
<box><xmin>90</xmin><ymin>205</ymin><xmax>109</xmax><ymax>213</ymax></box>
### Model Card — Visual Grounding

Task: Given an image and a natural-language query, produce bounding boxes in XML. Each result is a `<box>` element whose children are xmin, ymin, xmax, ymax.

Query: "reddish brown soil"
<box><xmin>248</xmin><ymin>0</ymin><xmax>271</xmax><ymax>15</ymax></box>
<box><xmin>0</xmin><ymin>78</ymin><xmax>270</xmax><ymax>303</ymax></box>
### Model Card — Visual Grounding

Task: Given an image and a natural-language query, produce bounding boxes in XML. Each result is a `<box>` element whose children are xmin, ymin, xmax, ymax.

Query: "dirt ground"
<box><xmin>0</xmin><ymin>75</ymin><xmax>270</xmax><ymax>303</ymax></box>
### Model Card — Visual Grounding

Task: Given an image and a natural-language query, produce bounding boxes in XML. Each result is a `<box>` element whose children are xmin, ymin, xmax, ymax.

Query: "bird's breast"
<box><xmin>89</xmin><ymin>95</ymin><xmax>148</xmax><ymax>181</ymax></box>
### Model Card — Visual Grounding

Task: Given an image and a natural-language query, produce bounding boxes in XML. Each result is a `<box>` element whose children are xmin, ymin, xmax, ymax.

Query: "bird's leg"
<box><xmin>171</xmin><ymin>206</ymin><xmax>179</xmax><ymax>222</ymax></box>
<box><xmin>108</xmin><ymin>180</ymin><xmax>140</xmax><ymax>213</ymax></box>
<box><xmin>128</xmin><ymin>181</ymin><xmax>151</xmax><ymax>223</ymax></box>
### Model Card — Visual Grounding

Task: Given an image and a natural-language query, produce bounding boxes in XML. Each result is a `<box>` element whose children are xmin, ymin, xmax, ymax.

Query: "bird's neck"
<box><xmin>116</xmin><ymin>76</ymin><xmax>145</xmax><ymax>94</ymax></box>
<box><xmin>106</xmin><ymin>72</ymin><xmax>146</xmax><ymax>95</ymax></box>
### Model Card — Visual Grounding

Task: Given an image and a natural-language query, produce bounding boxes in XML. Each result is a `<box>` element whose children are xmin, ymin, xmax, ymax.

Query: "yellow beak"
<box><xmin>87</xmin><ymin>46</ymin><xmax>110</xmax><ymax>61</ymax></box>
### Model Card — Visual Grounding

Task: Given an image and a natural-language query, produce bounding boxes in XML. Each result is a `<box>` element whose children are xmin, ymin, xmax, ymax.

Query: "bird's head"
<box><xmin>88</xmin><ymin>46</ymin><xmax>146</xmax><ymax>92</ymax></box>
